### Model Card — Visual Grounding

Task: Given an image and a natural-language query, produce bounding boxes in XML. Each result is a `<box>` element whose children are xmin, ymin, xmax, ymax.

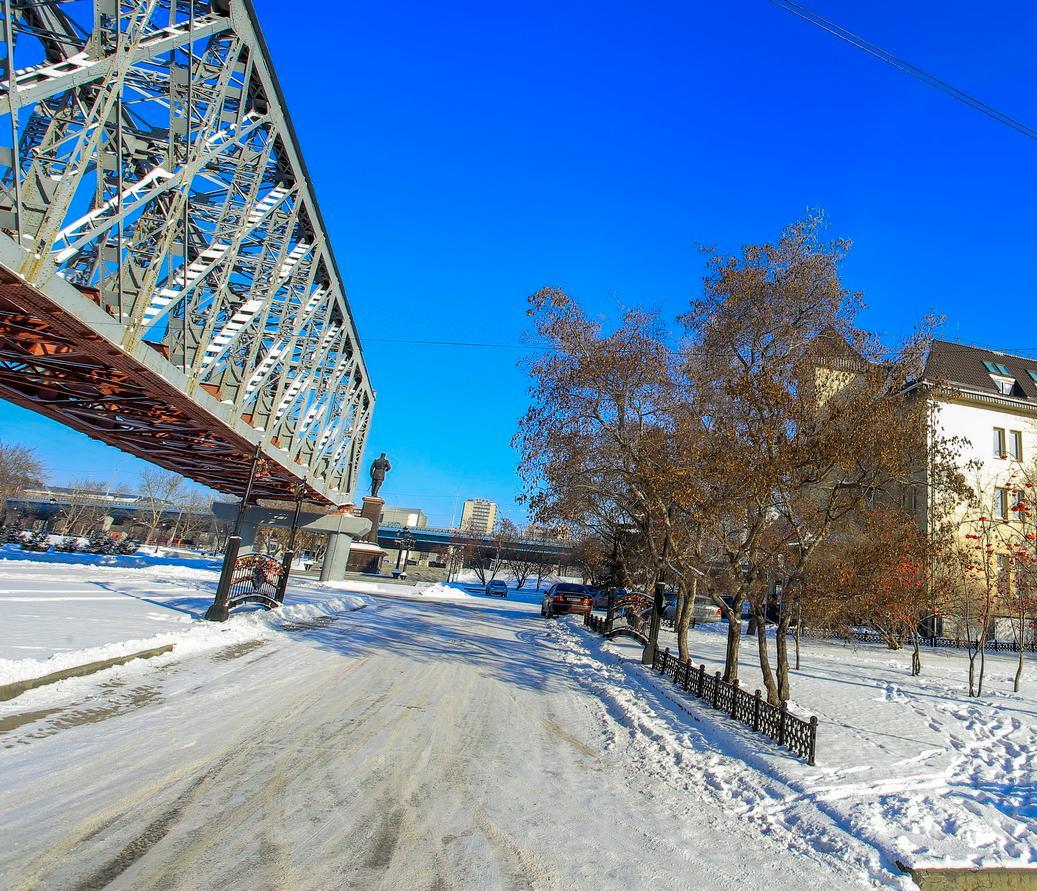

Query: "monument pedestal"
<box><xmin>345</xmin><ymin>496</ymin><xmax>387</xmax><ymax>573</ymax></box>
<box><xmin>358</xmin><ymin>496</ymin><xmax>384</xmax><ymax>542</ymax></box>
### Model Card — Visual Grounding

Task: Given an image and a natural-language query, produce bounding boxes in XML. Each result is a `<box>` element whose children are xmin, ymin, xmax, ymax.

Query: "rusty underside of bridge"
<box><xmin>0</xmin><ymin>266</ymin><xmax>310</xmax><ymax>502</ymax></box>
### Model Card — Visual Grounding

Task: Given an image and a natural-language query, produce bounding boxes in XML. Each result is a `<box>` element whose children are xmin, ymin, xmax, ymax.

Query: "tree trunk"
<box><xmin>723</xmin><ymin>615</ymin><xmax>741</xmax><ymax>683</ymax></box>
<box><xmin>967</xmin><ymin>645</ymin><xmax>978</xmax><ymax>698</ymax></box>
<box><xmin>977</xmin><ymin>630</ymin><xmax>987</xmax><ymax>697</ymax></box>
<box><xmin>676</xmin><ymin>577</ymin><xmax>697</xmax><ymax>663</ymax></box>
<box><xmin>754</xmin><ymin>604</ymin><xmax>779</xmax><ymax>705</ymax></box>
<box><xmin>1015</xmin><ymin>608</ymin><xmax>1025</xmax><ymax>693</ymax></box>
<box><xmin>794</xmin><ymin>611</ymin><xmax>802</xmax><ymax>671</ymax></box>
<box><xmin>775</xmin><ymin>605</ymin><xmax>794</xmax><ymax>702</ymax></box>
<box><xmin>911</xmin><ymin>629</ymin><xmax>922</xmax><ymax>677</ymax></box>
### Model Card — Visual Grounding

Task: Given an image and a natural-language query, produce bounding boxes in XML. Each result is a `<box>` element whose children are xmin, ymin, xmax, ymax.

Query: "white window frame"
<box><xmin>1009</xmin><ymin>430</ymin><xmax>1023</xmax><ymax>462</ymax></box>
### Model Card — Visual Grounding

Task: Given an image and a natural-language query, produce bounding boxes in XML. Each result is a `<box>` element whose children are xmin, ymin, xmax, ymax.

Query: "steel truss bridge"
<box><xmin>0</xmin><ymin>0</ymin><xmax>373</xmax><ymax>505</ymax></box>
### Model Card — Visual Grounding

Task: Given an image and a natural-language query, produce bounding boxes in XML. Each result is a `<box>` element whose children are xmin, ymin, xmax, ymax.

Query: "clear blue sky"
<box><xmin>2</xmin><ymin>1</ymin><xmax>1036</xmax><ymax>525</ymax></box>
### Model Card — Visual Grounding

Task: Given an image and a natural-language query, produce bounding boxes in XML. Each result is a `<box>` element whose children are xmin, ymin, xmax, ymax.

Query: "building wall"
<box><xmin>381</xmin><ymin>506</ymin><xmax>428</xmax><ymax>528</ymax></box>
<box><xmin>929</xmin><ymin>393</ymin><xmax>1037</xmax><ymax>640</ymax></box>
<box><xmin>933</xmin><ymin>395</ymin><xmax>1037</xmax><ymax>519</ymax></box>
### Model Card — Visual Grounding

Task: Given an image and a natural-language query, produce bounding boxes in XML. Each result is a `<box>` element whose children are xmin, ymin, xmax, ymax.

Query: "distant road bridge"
<box><xmin>375</xmin><ymin>525</ymin><xmax>574</xmax><ymax>562</ymax></box>
<box><xmin>0</xmin><ymin>0</ymin><xmax>373</xmax><ymax>505</ymax></box>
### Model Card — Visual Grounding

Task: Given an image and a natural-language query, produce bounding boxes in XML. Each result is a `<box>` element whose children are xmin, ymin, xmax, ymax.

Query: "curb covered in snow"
<box><xmin>0</xmin><ymin>593</ymin><xmax>368</xmax><ymax>700</ymax></box>
<box><xmin>0</xmin><ymin>644</ymin><xmax>175</xmax><ymax>702</ymax></box>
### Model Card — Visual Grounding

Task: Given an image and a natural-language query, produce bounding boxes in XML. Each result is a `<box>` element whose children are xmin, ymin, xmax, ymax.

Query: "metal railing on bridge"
<box><xmin>0</xmin><ymin>0</ymin><xmax>372</xmax><ymax>505</ymax></box>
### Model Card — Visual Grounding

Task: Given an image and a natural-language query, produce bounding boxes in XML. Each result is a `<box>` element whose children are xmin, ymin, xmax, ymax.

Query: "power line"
<box><xmin>766</xmin><ymin>0</ymin><xmax>1037</xmax><ymax>143</ymax></box>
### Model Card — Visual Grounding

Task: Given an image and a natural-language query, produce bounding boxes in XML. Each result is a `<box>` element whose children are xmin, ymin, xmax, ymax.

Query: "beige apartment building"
<box><xmin>459</xmin><ymin>499</ymin><xmax>498</xmax><ymax>534</ymax></box>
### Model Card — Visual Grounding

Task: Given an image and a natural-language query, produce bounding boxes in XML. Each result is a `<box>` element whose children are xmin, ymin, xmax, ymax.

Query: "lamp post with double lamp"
<box><xmin>393</xmin><ymin>527</ymin><xmax>415</xmax><ymax>579</ymax></box>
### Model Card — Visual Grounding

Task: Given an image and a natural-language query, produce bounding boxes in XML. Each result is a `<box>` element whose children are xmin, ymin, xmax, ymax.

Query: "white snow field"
<box><xmin>0</xmin><ymin>564</ymin><xmax>1033</xmax><ymax>889</ymax></box>
<box><xmin>590</xmin><ymin>617</ymin><xmax>1037</xmax><ymax>879</ymax></box>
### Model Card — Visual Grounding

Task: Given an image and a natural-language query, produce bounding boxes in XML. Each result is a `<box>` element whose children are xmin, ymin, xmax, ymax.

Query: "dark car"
<box><xmin>541</xmin><ymin>583</ymin><xmax>593</xmax><ymax>618</ymax></box>
<box><xmin>485</xmin><ymin>579</ymin><xmax>508</xmax><ymax>598</ymax></box>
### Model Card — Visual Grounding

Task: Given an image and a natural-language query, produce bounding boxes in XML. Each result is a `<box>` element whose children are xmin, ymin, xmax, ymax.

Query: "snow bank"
<box><xmin>321</xmin><ymin>578</ymin><xmax>478</xmax><ymax>600</ymax></box>
<box><xmin>415</xmin><ymin>582</ymin><xmax>472</xmax><ymax>600</ymax></box>
<box><xmin>0</xmin><ymin>592</ymin><xmax>366</xmax><ymax>689</ymax></box>
<box><xmin>0</xmin><ymin>561</ymin><xmax>367</xmax><ymax>690</ymax></box>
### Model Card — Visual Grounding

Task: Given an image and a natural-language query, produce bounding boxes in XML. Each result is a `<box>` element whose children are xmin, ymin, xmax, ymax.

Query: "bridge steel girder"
<box><xmin>0</xmin><ymin>0</ymin><xmax>374</xmax><ymax>505</ymax></box>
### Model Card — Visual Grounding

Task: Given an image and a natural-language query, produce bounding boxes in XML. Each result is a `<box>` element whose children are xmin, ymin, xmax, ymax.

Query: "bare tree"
<box><xmin>167</xmin><ymin>490</ymin><xmax>214</xmax><ymax>546</ymax></box>
<box><xmin>55</xmin><ymin>478</ymin><xmax>110</xmax><ymax>535</ymax></box>
<box><xmin>137</xmin><ymin>468</ymin><xmax>185</xmax><ymax>546</ymax></box>
<box><xmin>517</xmin><ymin>213</ymin><xmax>963</xmax><ymax>702</ymax></box>
<box><xmin>0</xmin><ymin>440</ymin><xmax>45</xmax><ymax>520</ymax></box>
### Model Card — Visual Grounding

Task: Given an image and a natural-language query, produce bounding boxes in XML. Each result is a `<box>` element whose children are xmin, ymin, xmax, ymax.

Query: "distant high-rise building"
<box><xmin>459</xmin><ymin>498</ymin><xmax>498</xmax><ymax>534</ymax></box>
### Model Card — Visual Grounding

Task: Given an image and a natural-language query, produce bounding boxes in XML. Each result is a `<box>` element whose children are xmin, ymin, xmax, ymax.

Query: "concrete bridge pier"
<box><xmin>238</xmin><ymin>520</ymin><xmax>259</xmax><ymax>557</ymax></box>
<box><xmin>319</xmin><ymin>532</ymin><xmax>353</xmax><ymax>582</ymax></box>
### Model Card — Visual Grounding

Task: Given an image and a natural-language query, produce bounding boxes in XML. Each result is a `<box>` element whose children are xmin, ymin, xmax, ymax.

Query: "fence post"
<box><xmin>778</xmin><ymin>700</ymin><xmax>787</xmax><ymax>746</ymax></box>
<box><xmin>753</xmin><ymin>690</ymin><xmax>761</xmax><ymax>731</ymax></box>
<box><xmin>730</xmin><ymin>679</ymin><xmax>739</xmax><ymax>719</ymax></box>
<box><xmin>712</xmin><ymin>671</ymin><xmax>721</xmax><ymax>708</ymax></box>
<box><xmin>697</xmin><ymin>664</ymin><xmax>705</xmax><ymax>697</ymax></box>
<box><xmin>808</xmin><ymin>716</ymin><xmax>818</xmax><ymax>766</ymax></box>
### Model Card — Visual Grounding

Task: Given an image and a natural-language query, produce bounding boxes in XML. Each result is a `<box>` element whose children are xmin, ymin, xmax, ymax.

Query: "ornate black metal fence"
<box><xmin>660</xmin><ymin>618</ymin><xmax>1037</xmax><ymax>654</ymax></box>
<box><xmin>846</xmin><ymin>628</ymin><xmax>1037</xmax><ymax>653</ymax></box>
<box><xmin>585</xmin><ymin>613</ymin><xmax>818</xmax><ymax>764</ymax></box>
<box><xmin>652</xmin><ymin>647</ymin><xmax>817</xmax><ymax>765</ymax></box>
<box><xmin>226</xmin><ymin>554</ymin><xmax>287</xmax><ymax>611</ymax></box>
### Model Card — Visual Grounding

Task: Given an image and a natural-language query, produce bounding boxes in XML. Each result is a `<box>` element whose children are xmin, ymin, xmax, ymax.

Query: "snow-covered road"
<box><xmin>0</xmin><ymin>593</ymin><xmax>880</xmax><ymax>890</ymax></box>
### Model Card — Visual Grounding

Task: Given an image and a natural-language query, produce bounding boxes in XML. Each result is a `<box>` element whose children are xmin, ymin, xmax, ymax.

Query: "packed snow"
<box><xmin>1</xmin><ymin>561</ymin><xmax>1034</xmax><ymax>887</ymax></box>
<box><xmin>0</xmin><ymin>589</ymin><xmax>874</xmax><ymax>890</ymax></box>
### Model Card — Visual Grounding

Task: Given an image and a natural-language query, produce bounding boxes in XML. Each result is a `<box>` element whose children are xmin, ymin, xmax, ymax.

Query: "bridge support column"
<box><xmin>319</xmin><ymin>532</ymin><xmax>353</xmax><ymax>582</ymax></box>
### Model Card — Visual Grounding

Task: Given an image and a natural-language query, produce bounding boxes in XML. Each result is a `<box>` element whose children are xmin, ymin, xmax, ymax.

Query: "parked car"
<box><xmin>485</xmin><ymin>579</ymin><xmax>508</xmax><ymax>598</ymax></box>
<box><xmin>541</xmin><ymin>583</ymin><xmax>593</xmax><ymax>618</ymax></box>
<box><xmin>662</xmin><ymin>596</ymin><xmax>723</xmax><ymax>624</ymax></box>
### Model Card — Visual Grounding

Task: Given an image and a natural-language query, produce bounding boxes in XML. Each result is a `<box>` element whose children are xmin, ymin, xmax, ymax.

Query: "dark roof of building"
<box><xmin>923</xmin><ymin>340</ymin><xmax>1037</xmax><ymax>401</ymax></box>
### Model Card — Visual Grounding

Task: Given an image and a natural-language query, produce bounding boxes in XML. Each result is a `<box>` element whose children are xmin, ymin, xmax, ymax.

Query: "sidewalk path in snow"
<box><xmin>0</xmin><ymin>593</ymin><xmax>887</xmax><ymax>890</ymax></box>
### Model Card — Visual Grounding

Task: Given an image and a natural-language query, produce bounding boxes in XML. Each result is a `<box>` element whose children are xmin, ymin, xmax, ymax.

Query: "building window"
<box><xmin>1009</xmin><ymin>430</ymin><xmax>1023</xmax><ymax>461</ymax></box>
<box><xmin>994</xmin><ymin>427</ymin><xmax>1006</xmax><ymax>458</ymax></box>
<box><xmin>995</xmin><ymin>487</ymin><xmax>1009</xmax><ymax>519</ymax></box>
<box><xmin>1028</xmin><ymin>369</ymin><xmax>1037</xmax><ymax>384</ymax></box>
<box><xmin>994</xmin><ymin>378</ymin><xmax>1016</xmax><ymax>396</ymax></box>
<box><xmin>984</xmin><ymin>360</ymin><xmax>1012</xmax><ymax>376</ymax></box>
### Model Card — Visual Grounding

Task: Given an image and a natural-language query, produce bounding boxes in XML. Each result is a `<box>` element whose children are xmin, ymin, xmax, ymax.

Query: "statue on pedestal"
<box><xmin>369</xmin><ymin>452</ymin><xmax>391</xmax><ymax>498</ymax></box>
